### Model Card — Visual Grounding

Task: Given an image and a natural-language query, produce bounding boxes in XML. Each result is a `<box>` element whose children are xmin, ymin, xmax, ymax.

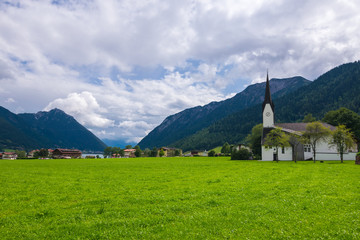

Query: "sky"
<box><xmin>1</xmin><ymin>0</ymin><xmax>360</xmax><ymax>146</ymax></box>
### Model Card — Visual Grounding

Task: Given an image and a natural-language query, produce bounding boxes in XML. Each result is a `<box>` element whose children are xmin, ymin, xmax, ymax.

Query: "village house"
<box><xmin>159</xmin><ymin>147</ymin><xmax>182</xmax><ymax>157</ymax></box>
<box><xmin>261</xmin><ymin>73</ymin><xmax>357</xmax><ymax>161</ymax></box>
<box><xmin>48</xmin><ymin>149</ymin><xmax>54</xmax><ymax>157</ymax></box>
<box><xmin>123</xmin><ymin>149</ymin><xmax>136</xmax><ymax>158</ymax></box>
<box><xmin>27</xmin><ymin>150</ymin><xmax>39</xmax><ymax>158</ymax></box>
<box><xmin>234</xmin><ymin>144</ymin><xmax>251</xmax><ymax>152</ymax></box>
<box><xmin>52</xmin><ymin>149</ymin><xmax>82</xmax><ymax>159</ymax></box>
<box><xmin>186</xmin><ymin>150</ymin><xmax>207</xmax><ymax>157</ymax></box>
<box><xmin>2</xmin><ymin>152</ymin><xmax>17</xmax><ymax>160</ymax></box>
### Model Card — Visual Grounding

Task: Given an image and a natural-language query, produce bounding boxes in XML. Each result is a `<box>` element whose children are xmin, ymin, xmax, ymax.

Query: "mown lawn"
<box><xmin>0</xmin><ymin>157</ymin><xmax>359</xmax><ymax>239</ymax></box>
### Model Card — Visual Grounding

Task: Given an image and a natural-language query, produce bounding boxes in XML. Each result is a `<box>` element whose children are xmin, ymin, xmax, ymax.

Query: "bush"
<box><xmin>208</xmin><ymin>150</ymin><xmax>216</xmax><ymax>157</ymax></box>
<box><xmin>231</xmin><ymin>148</ymin><xmax>251</xmax><ymax>160</ymax></box>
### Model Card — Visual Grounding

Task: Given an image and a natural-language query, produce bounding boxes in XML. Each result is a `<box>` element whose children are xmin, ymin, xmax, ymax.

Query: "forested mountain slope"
<box><xmin>0</xmin><ymin>107</ymin><xmax>107</xmax><ymax>151</ymax></box>
<box><xmin>138</xmin><ymin>76</ymin><xmax>310</xmax><ymax>149</ymax></box>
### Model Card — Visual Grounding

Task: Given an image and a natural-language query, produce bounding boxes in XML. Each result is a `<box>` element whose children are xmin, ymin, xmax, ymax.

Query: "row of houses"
<box><xmin>1</xmin><ymin>149</ymin><xmax>82</xmax><ymax>160</ymax></box>
<box><xmin>110</xmin><ymin>147</ymin><xmax>183</xmax><ymax>158</ymax></box>
<box><xmin>111</xmin><ymin>149</ymin><xmax>137</xmax><ymax>158</ymax></box>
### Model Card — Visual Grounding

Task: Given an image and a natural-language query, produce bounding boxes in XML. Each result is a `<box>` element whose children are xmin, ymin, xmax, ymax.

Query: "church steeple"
<box><xmin>262</xmin><ymin>71</ymin><xmax>274</xmax><ymax>112</ymax></box>
<box><xmin>262</xmin><ymin>71</ymin><xmax>275</xmax><ymax>128</ymax></box>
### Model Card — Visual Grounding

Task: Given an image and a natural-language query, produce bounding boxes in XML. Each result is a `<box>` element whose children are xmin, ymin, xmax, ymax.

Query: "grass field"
<box><xmin>0</xmin><ymin>157</ymin><xmax>359</xmax><ymax>239</ymax></box>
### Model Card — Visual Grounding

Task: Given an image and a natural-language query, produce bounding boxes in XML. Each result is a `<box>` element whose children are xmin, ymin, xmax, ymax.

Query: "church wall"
<box><xmin>316</xmin><ymin>138</ymin><xmax>356</xmax><ymax>160</ymax></box>
<box><xmin>261</xmin><ymin>146</ymin><xmax>293</xmax><ymax>161</ymax></box>
<box><xmin>316</xmin><ymin>152</ymin><xmax>356</xmax><ymax>160</ymax></box>
<box><xmin>261</xmin><ymin>146</ymin><xmax>273</xmax><ymax>161</ymax></box>
<box><xmin>305</xmin><ymin>138</ymin><xmax>356</xmax><ymax>161</ymax></box>
<box><xmin>278</xmin><ymin>147</ymin><xmax>293</xmax><ymax>161</ymax></box>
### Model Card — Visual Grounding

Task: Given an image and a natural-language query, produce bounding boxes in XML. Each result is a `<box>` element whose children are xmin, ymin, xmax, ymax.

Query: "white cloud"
<box><xmin>5</xmin><ymin>98</ymin><xmax>15</xmax><ymax>103</ymax></box>
<box><xmin>1</xmin><ymin>0</ymin><xmax>360</xmax><ymax>145</ymax></box>
<box><xmin>45</xmin><ymin>92</ymin><xmax>114</xmax><ymax>128</ymax></box>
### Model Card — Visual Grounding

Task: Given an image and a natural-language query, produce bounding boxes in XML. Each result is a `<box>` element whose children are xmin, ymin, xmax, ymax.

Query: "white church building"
<box><xmin>261</xmin><ymin>73</ymin><xmax>357</xmax><ymax>161</ymax></box>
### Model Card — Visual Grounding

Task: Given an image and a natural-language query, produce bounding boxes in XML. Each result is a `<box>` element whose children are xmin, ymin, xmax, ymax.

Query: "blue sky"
<box><xmin>1</xmin><ymin>0</ymin><xmax>360</xmax><ymax>146</ymax></box>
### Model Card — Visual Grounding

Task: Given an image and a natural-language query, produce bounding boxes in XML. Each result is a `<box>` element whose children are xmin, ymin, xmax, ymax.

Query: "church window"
<box><xmin>281</xmin><ymin>147</ymin><xmax>285</xmax><ymax>154</ymax></box>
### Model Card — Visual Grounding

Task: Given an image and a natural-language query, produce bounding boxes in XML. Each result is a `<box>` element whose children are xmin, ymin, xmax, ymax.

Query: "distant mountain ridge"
<box><xmin>0</xmin><ymin>107</ymin><xmax>107</xmax><ymax>151</ymax></box>
<box><xmin>138</xmin><ymin>76</ymin><xmax>310</xmax><ymax>149</ymax></box>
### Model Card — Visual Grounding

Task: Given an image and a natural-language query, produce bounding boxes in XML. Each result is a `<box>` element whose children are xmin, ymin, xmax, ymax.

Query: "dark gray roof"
<box><xmin>275</xmin><ymin>122</ymin><xmax>336</xmax><ymax>134</ymax></box>
<box><xmin>262</xmin><ymin>122</ymin><xmax>336</xmax><ymax>145</ymax></box>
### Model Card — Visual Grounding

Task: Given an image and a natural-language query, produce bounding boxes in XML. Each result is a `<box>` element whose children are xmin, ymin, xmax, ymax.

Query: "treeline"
<box><xmin>103</xmin><ymin>145</ymin><xmax>181</xmax><ymax>158</ymax></box>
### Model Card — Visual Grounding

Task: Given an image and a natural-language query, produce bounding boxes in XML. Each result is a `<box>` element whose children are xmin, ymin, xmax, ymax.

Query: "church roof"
<box><xmin>275</xmin><ymin>122</ymin><xmax>336</xmax><ymax>134</ymax></box>
<box><xmin>262</xmin><ymin>122</ymin><xmax>336</xmax><ymax>144</ymax></box>
<box><xmin>262</xmin><ymin>72</ymin><xmax>274</xmax><ymax>112</ymax></box>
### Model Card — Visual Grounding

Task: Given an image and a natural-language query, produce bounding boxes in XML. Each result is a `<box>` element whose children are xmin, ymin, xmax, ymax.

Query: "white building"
<box><xmin>261</xmin><ymin>73</ymin><xmax>357</xmax><ymax>161</ymax></box>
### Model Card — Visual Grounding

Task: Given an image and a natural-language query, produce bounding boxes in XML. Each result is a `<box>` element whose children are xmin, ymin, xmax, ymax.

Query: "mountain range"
<box><xmin>138</xmin><ymin>76</ymin><xmax>311</xmax><ymax>149</ymax></box>
<box><xmin>0</xmin><ymin>107</ymin><xmax>107</xmax><ymax>151</ymax></box>
<box><xmin>139</xmin><ymin>61</ymin><xmax>360</xmax><ymax>151</ymax></box>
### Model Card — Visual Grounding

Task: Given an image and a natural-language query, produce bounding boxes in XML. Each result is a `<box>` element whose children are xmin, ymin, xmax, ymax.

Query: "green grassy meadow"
<box><xmin>0</xmin><ymin>157</ymin><xmax>359</xmax><ymax>239</ymax></box>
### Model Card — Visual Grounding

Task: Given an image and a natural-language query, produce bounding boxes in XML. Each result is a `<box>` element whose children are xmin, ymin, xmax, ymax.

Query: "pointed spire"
<box><xmin>262</xmin><ymin>71</ymin><xmax>274</xmax><ymax>112</ymax></box>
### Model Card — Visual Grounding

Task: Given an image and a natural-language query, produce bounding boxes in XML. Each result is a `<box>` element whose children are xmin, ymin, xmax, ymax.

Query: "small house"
<box><xmin>159</xmin><ymin>147</ymin><xmax>182</xmax><ymax>157</ymax></box>
<box><xmin>52</xmin><ymin>149</ymin><xmax>82</xmax><ymax>159</ymax></box>
<box><xmin>124</xmin><ymin>149</ymin><xmax>136</xmax><ymax>158</ymax></box>
<box><xmin>190</xmin><ymin>150</ymin><xmax>207</xmax><ymax>157</ymax></box>
<box><xmin>2</xmin><ymin>152</ymin><xmax>17</xmax><ymax>160</ymax></box>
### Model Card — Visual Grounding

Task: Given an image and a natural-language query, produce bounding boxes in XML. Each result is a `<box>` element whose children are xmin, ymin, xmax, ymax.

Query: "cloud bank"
<box><xmin>1</xmin><ymin>0</ymin><xmax>360</xmax><ymax>145</ymax></box>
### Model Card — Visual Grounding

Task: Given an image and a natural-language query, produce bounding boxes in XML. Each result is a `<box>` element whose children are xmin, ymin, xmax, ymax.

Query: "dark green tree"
<box><xmin>208</xmin><ymin>150</ymin><xmax>216</xmax><ymax>157</ymax></box>
<box><xmin>112</xmin><ymin>147</ymin><xmax>121</xmax><ymax>157</ymax></box>
<box><xmin>323</xmin><ymin>107</ymin><xmax>360</xmax><ymax>148</ymax></box>
<box><xmin>159</xmin><ymin>149</ymin><xmax>165</xmax><ymax>157</ymax></box>
<box><xmin>15</xmin><ymin>150</ymin><xmax>26</xmax><ymax>159</ymax></box>
<box><xmin>104</xmin><ymin>146</ymin><xmax>112</xmax><ymax>158</ymax></box>
<box><xmin>134</xmin><ymin>145</ymin><xmax>142</xmax><ymax>157</ymax></box>
<box><xmin>245</xmin><ymin>124</ymin><xmax>263</xmax><ymax>157</ymax></box>
<box><xmin>231</xmin><ymin>148</ymin><xmax>251</xmax><ymax>160</ymax></box>
<box><xmin>143</xmin><ymin>148</ymin><xmax>151</xmax><ymax>157</ymax></box>
<box><xmin>302</xmin><ymin>113</ymin><xmax>316</xmax><ymax>123</ymax></box>
<box><xmin>34</xmin><ymin>149</ymin><xmax>49</xmax><ymax>158</ymax></box>
<box><xmin>151</xmin><ymin>147</ymin><xmax>158</xmax><ymax>157</ymax></box>
<box><xmin>221</xmin><ymin>142</ymin><xmax>231</xmax><ymax>155</ymax></box>
<box><xmin>125</xmin><ymin>145</ymin><xmax>132</xmax><ymax>149</ymax></box>
<box><xmin>174</xmin><ymin>149</ymin><xmax>181</xmax><ymax>156</ymax></box>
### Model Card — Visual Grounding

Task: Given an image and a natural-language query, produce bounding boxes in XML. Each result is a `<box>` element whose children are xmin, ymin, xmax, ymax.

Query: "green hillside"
<box><xmin>139</xmin><ymin>76</ymin><xmax>310</xmax><ymax>149</ymax></box>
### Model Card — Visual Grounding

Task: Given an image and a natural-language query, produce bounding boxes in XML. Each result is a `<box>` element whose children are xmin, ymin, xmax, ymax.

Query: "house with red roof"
<box><xmin>52</xmin><ymin>149</ymin><xmax>82</xmax><ymax>159</ymax></box>
<box><xmin>123</xmin><ymin>149</ymin><xmax>136</xmax><ymax>158</ymax></box>
<box><xmin>2</xmin><ymin>152</ymin><xmax>17</xmax><ymax>160</ymax></box>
